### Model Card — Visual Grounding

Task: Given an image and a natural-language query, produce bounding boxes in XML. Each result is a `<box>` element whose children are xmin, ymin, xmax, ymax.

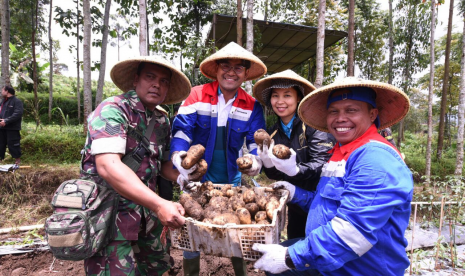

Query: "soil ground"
<box><xmin>0</xmin><ymin>248</ymin><xmax>265</xmax><ymax>276</ymax></box>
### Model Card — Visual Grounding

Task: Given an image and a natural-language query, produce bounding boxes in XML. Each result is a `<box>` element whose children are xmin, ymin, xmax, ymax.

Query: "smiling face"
<box><xmin>270</xmin><ymin>87</ymin><xmax>301</xmax><ymax>124</ymax></box>
<box><xmin>326</xmin><ymin>95</ymin><xmax>378</xmax><ymax>145</ymax></box>
<box><xmin>133</xmin><ymin>63</ymin><xmax>171</xmax><ymax>110</ymax></box>
<box><xmin>216</xmin><ymin>59</ymin><xmax>249</xmax><ymax>95</ymax></box>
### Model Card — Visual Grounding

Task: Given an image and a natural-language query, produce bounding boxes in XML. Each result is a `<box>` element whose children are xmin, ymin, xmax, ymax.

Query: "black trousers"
<box><xmin>287</xmin><ymin>203</ymin><xmax>308</xmax><ymax>240</ymax></box>
<box><xmin>0</xmin><ymin>129</ymin><xmax>21</xmax><ymax>160</ymax></box>
<box><xmin>157</xmin><ymin>175</ymin><xmax>173</xmax><ymax>200</ymax></box>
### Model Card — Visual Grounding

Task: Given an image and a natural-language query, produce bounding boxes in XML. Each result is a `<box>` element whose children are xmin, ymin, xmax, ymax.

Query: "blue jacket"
<box><xmin>170</xmin><ymin>81</ymin><xmax>266</xmax><ymax>183</ymax></box>
<box><xmin>288</xmin><ymin>125</ymin><xmax>413</xmax><ymax>276</ymax></box>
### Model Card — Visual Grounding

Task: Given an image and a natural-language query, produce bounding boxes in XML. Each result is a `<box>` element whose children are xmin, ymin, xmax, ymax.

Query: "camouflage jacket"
<box><xmin>81</xmin><ymin>90</ymin><xmax>170</xmax><ymax>240</ymax></box>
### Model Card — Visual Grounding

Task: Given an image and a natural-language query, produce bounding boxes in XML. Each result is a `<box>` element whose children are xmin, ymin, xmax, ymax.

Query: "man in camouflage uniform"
<box><xmin>81</xmin><ymin>56</ymin><xmax>192</xmax><ymax>276</ymax></box>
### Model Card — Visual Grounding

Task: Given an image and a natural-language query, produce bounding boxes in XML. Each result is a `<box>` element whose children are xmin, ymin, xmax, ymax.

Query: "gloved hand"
<box><xmin>257</xmin><ymin>140</ymin><xmax>274</xmax><ymax>168</ymax></box>
<box><xmin>272</xmin><ymin>181</ymin><xmax>296</xmax><ymax>201</ymax></box>
<box><xmin>172</xmin><ymin>151</ymin><xmax>198</xmax><ymax>178</ymax></box>
<box><xmin>238</xmin><ymin>154</ymin><xmax>262</xmax><ymax>176</ymax></box>
<box><xmin>252</xmin><ymin>243</ymin><xmax>290</xmax><ymax>273</ymax></box>
<box><xmin>270</xmin><ymin>147</ymin><xmax>299</xmax><ymax>176</ymax></box>
<box><xmin>176</xmin><ymin>175</ymin><xmax>201</xmax><ymax>192</ymax></box>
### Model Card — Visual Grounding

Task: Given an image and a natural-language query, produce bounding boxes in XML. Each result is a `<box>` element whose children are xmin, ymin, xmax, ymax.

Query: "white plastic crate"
<box><xmin>170</xmin><ymin>185</ymin><xmax>288</xmax><ymax>261</ymax></box>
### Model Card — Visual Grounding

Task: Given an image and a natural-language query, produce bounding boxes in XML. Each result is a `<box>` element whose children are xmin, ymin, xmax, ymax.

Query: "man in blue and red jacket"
<box><xmin>253</xmin><ymin>78</ymin><xmax>414</xmax><ymax>276</ymax></box>
<box><xmin>170</xmin><ymin>42</ymin><xmax>267</xmax><ymax>276</ymax></box>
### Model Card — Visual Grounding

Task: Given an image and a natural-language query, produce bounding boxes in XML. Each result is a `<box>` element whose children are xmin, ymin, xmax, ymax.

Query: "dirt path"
<box><xmin>0</xmin><ymin>248</ymin><xmax>265</xmax><ymax>276</ymax></box>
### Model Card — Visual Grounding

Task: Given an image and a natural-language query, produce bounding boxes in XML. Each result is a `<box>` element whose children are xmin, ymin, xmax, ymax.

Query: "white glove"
<box><xmin>252</xmin><ymin>243</ymin><xmax>290</xmax><ymax>273</ymax></box>
<box><xmin>257</xmin><ymin>140</ymin><xmax>274</xmax><ymax>168</ymax></box>
<box><xmin>272</xmin><ymin>181</ymin><xmax>296</xmax><ymax>201</ymax></box>
<box><xmin>270</xmin><ymin>148</ymin><xmax>299</xmax><ymax>176</ymax></box>
<box><xmin>176</xmin><ymin>175</ymin><xmax>201</xmax><ymax>192</ymax></box>
<box><xmin>172</xmin><ymin>151</ymin><xmax>198</xmax><ymax>178</ymax></box>
<box><xmin>239</xmin><ymin>154</ymin><xmax>262</xmax><ymax>176</ymax></box>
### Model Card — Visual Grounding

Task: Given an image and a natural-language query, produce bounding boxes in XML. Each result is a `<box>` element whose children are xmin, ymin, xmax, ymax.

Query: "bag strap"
<box><xmin>81</xmin><ymin>115</ymin><xmax>157</xmax><ymax>175</ymax></box>
<box><xmin>120</xmin><ymin>116</ymin><xmax>157</xmax><ymax>172</ymax></box>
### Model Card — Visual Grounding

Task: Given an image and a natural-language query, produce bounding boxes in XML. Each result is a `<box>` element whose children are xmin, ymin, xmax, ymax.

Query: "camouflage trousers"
<box><xmin>84</xmin><ymin>213</ymin><xmax>173</xmax><ymax>276</ymax></box>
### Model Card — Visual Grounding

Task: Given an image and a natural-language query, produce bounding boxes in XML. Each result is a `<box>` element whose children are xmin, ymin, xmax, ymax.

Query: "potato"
<box><xmin>254</xmin><ymin>129</ymin><xmax>271</xmax><ymax>150</ymax></box>
<box><xmin>208</xmin><ymin>196</ymin><xmax>229</xmax><ymax>209</ymax></box>
<box><xmin>203</xmin><ymin>206</ymin><xmax>223</xmax><ymax>220</ymax></box>
<box><xmin>200</xmin><ymin>181</ymin><xmax>214</xmax><ymax>192</ymax></box>
<box><xmin>255</xmin><ymin>211</ymin><xmax>267</xmax><ymax>222</ymax></box>
<box><xmin>266</xmin><ymin>200</ymin><xmax>280</xmax><ymax>221</ymax></box>
<box><xmin>236</xmin><ymin>208</ymin><xmax>252</xmax><ymax>224</ymax></box>
<box><xmin>181</xmin><ymin>144</ymin><xmax>205</xmax><ymax>169</ymax></box>
<box><xmin>236</xmin><ymin>156</ymin><xmax>253</xmax><ymax>170</ymax></box>
<box><xmin>225</xmin><ymin>189</ymin><xmax>237</xmax><ymax>198</ymax></box>
<box><xmin>256</xmin><ymin>219</ymin><xmax>270</xmax><ymax>225</ymax></box>
<box><xmin>220</xmin><ymin>184</ymin><xmax>232</xmax><ymax>196</ymax></box>
<box><xmin>272</xmin><ymin>144</ymin><xmax>291</xmax><ymax>159</ymax></box>
<box><xmin>184</xmin><ymin>199</ymin><xmax>203</xmax><ymax>221</ymax></box>
<box><xmin>230</xmin><ymin>196</ymin><xmax>246</xmax><ymax>211</ymax></box>
<box><xmin>179</xmin><ymin>193</ymin><xmax>192</xmax><ymax>206</ymax></box>
<box><xmin>243</xmin><ymin>189</ymin><xmax>256</xmax><ymax>204</ymax></box>
<box><xmin>208</xmin><ymin>189</ymin><xmax>223</xmax><ymax>198</ymax></box>
<box><xmin>245</xmin><ymin>203</ymin><xmax>259</xmax><ymax>217</ymax></box>
<box><xmin>256</xmin><ymin>195</ymin><xmax>268</xmax><ymax>211</ymax></box>
<box><xmin>196</xmin><ymin>191</ymin><xmax>209</xmax><ymax>206</ymax></box>
<box><xmin>189</xmin><ymin>159</ymin><xmax>208</xmax><ymax>181</ymax></box>
<box><xmin>212</xmin><ymin>213</ymin><xmax>240</xmax><ymax>225</ymax></box>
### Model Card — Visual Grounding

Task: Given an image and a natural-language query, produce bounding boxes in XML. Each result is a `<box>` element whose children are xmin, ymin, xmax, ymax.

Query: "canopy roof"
<box><xmin>207</xmin><ymin>14</ymin><xmax>348</xmax><ymax>73</ymax></box>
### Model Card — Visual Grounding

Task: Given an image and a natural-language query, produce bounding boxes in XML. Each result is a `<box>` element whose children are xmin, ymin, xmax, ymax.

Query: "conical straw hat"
<box><xmin>199</xmin><ymin>42</ymin><xmax>267</xmax><ymax>81</ymax></box>
<box><xmin>298</xmin><ymin>77</ymin><xmax>410</xmax><ymax>132</ymax></box>
<box><xmin>110</xmin><ymin>55</ymin><xmax>191</xmax><ymax>105</ymax></box>
<box><xmin>253</xmin><ymin>69</ymin><xmax>316</xmax><ymax>106</ymax></box>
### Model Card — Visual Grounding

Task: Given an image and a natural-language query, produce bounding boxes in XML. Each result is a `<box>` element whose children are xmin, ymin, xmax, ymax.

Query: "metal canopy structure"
<box><xmin>207</xmin><ymin>14</ymin><xmax>348</xmax><ymax>74</ymax></box>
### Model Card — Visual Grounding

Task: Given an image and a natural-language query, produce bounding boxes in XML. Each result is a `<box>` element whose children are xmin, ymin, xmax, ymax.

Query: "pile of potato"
<box><xmin>179</xmin><ymin>181</ymin><xmax>281</xmax><ymax>226</ymax></box>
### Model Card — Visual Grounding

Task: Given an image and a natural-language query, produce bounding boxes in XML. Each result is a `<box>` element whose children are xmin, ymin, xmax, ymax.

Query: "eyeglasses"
<box><xmin>218</xmin><ymin>63</ymin><xmax>247</xmax><ymax>75</ymax></box>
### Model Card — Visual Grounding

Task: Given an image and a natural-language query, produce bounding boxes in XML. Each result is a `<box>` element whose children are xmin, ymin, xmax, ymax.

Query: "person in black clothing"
<box><xmin>0</xmin><ymin>85</ymin><xmax>23</xmax><ymax>165</ymax></box>
<box><xmin>157</xmin><ymin>105</ymin><xmax>180</xmax><ymax>200</ymax></box>
<box><xmin>252</xmin><ymin>70</ymin><xmax>335</xmax><ymax>239</ymax></box>
<box><xmin>379</xmin><ymin>127</ymin><xmax>396</xmax><ymax>147</ymax></box>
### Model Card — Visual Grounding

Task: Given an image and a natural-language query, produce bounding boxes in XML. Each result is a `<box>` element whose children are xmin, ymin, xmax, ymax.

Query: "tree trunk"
<box><xmin>437</xmin><ymin>0</ymin><xmax>455</xmax><ymax>160</ymax></box>
<box><xmin>139</xmin><ymin>0</ymin><xmax>147</xmax><ymax>56</ymax></box>
<box><xmin>388</xmin><ymin>0</ymin><xmax>393</xmax><ymax>84</ymax></box>
<box><xmin>264</xmin><ymin>0</ymin><xmax>268</xmax><ymax>22</ymax></box>
<box><xmin>95</xmin><ymin>0</ymin><xmax>112</xmax><ymax>107</ymax></box>
<box><xmin>31</xmin><ymin>0</ymin><xmax>40</xmax><ymax>127</ymax></box>
<box><xmin>426</xmin><ymin>0</ymin><xmax>436</xmax><ymax>184</ymax></box>
<box><xmin>244</xmin><ymin>0</ymin><xmax>253</xmax><ymax>94</ymax></box>
<box><xmin>347</xmin><ymin>0</ymin><xmax>355</xmax><ymax>76</ymax></box>
<box><xmin>456</xmin><ymin>19</ymin><xmax>465</xmax><ymax>176</ymax></box>
<box><xmin>314</xmin><ymin>0</ymin><xmax>326</xmax><ymax>88</ymax></box>
<box><xmin>1</xmin><ymin>0</ymin><xmax>10</xmax><ymax>87</ymax></box>
<box><xmin>83</xmin><ymin>0</ymin><xmax>92</xmax><ymax>133</ymax></box>
<box><xmin>48</xmin><ymin>0</ymin><xmax>53</xmax><ymax>121</ymax></box>
<box><xmin>77</xmin><ymin>0</ymin><xmax>81</xmax><ymax>123</ymax></box>
<box><xmin>237</xmin><ymin>0</ymin><xmax>242</xmax><ymax>45</ymax></box>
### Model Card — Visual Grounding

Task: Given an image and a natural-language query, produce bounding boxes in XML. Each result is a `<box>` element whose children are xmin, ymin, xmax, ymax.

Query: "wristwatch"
<box><xmin>285</xmin><ymin>249</ymin><xmax>296</xmax><ymax>269</ymax></box>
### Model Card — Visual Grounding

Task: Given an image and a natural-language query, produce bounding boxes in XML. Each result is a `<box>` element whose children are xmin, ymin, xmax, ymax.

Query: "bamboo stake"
<box><xmin>409</xmin><ymin>203</ymin><xmax>418</xmax><ymax>275</ymax></box>
<box><xmin>434</xmin><ymin>197</ymin><xmax>445</xmax><ymax>270</ymax></box>
<box><xmin>449</xmin><ymin>219</ymin><xmax>455</xmax><ymax>268</ymax></box>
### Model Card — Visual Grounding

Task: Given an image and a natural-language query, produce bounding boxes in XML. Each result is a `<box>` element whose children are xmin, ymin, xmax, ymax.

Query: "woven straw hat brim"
<box><xmin>297</xmin><ymin>77</ymin><xmax>410</xmax><ymax>132</ymax></box>
<box><xmin>199</xmin><ymin>42</ymin><xmax>267</xmax><ymax>81</ymax></box>
<box><xmin>253</xmin><ymin>69</ymin><xmax>316</xmax><ymax>106</ymax></box>
<box><xmin>110</xmin><ymin>56</ymin><xmax>191</xmax><ymax>105</ymax></box>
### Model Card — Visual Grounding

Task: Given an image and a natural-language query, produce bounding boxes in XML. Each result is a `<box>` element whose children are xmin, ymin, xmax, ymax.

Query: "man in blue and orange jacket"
<box><xmin>170</xmin><ymin>42</ymin><xmax>267</xmax><ymax>276</ymax></box>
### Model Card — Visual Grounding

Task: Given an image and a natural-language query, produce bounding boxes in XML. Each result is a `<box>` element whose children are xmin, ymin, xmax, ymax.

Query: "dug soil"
<box><xmin>0</xmin><ymin>166</ymin><xmax>268</xmax><ymax>275</ymax></box>
<box><xmin>0</xmin><ymin>247</ymin><xmax>264</xmax><ymax>276</ymax></box>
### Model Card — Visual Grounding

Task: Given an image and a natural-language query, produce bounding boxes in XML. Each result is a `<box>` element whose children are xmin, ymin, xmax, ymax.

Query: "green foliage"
<box><xmin>402</xmin><ymin>131</ymin><xmax>459</xmax><ymax>179</ymax></box>
<box><xmin>19</xmin><ymin>123</ymin><xmax>86</xmax><ymax>164</ymax></box>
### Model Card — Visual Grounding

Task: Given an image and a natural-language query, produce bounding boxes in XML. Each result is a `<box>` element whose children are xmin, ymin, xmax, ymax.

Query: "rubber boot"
<box><xmin>231</xmin><ymin>257</ymin><xmax>248</xmax><ymax>276</ymax></box>
<box><xmin>183</xmin><ymin>256</ymin><xmax>200</xmax><ymax>276</ymax></box>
